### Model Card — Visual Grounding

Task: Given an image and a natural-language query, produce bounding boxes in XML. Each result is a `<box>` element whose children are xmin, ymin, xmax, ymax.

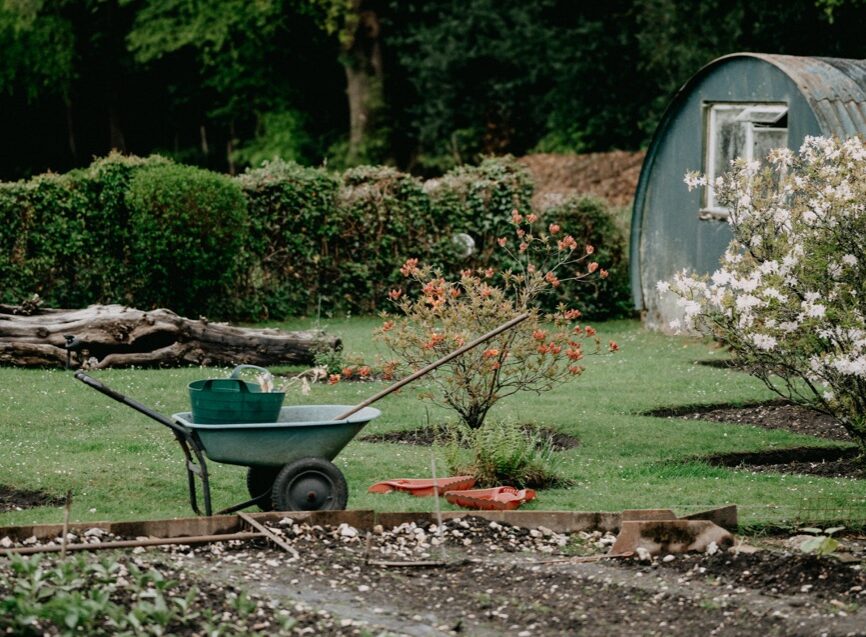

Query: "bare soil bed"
<box><xmin>4</xmin><ymin>516</ymin><xmax>864</xmax><ymax>636</ymax></box>
<box><xmin>0</xmin><ymin>484</ymin><xmax>64</xmax><ymax>513</ymax></box>
<box><xmin>359</xmin><ymin>425</ymin><xmax>580</xmax><ymax>452</ymax></box>
<box><xmin>648</xmin><ymin>400</ymin><xmax>865</xmax><ymax>479</ymax></box>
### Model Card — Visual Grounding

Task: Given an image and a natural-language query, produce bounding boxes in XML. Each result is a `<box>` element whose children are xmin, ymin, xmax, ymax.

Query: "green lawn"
<box><xmin>1</xmin><ymin>318</ymin><xmax>863</xmax><ymax>528</ymax></box>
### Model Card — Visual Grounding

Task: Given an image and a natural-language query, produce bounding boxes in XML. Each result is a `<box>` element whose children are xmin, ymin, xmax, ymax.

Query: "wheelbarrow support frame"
<box><xmin>74</xmin><ymin>371</ymin><xmax>260</xmax><ymax>516</ymax></box>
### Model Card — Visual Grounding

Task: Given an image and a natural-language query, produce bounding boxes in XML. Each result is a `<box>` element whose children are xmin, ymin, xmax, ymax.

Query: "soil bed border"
<box><xmin>0</xmin><ymin>509</ymin><xmax>623</xmax><ymax>544</ymax></box>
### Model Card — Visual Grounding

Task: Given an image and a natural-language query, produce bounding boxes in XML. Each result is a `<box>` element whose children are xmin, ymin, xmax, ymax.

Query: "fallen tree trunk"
<box><xmin>0</xmin><ymin>304</ymin><xmax>340</xmax><ymax>369</ymax></box>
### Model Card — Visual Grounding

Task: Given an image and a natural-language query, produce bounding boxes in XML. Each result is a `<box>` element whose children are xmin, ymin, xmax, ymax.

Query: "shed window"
<box><xmin>703</xmin><ymin>103</ymin><xmax>788</xmax><ymax>217</ymax></box>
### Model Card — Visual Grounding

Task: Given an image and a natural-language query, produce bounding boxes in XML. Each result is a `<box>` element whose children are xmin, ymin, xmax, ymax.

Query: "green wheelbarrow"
<box><xmin>72</xmin><ymin>313</ymin><xmax>528</xmax><ymax>516</ymax></box>
<box><xmin>75</xmin><ymin>371</ymin><xmax>379</xmax><ymax>515</ymax></box>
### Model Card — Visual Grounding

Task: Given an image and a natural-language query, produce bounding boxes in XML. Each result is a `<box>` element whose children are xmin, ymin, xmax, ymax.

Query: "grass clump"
<box><xmin>443</xmin><ymin>419</ymin><xmax>570</xmax><ymax>489</ymax></box>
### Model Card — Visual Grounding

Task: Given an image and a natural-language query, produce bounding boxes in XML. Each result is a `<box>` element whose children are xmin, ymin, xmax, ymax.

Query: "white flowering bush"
<box><xmin>663</xmin><ymin>136</ymin><xmax>866</xmax><ymax>454</ymax></box>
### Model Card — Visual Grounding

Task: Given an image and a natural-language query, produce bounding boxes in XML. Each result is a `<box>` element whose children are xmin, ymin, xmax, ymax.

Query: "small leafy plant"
<box><xmin>441</xmin><ymin>419</ymin><xmax>569</xmax><ymax>489</ymax></box>
<box><xmin>798</xmin><ymin>526</ymin><xmax>845</xmax><ymax>556</ymax></box>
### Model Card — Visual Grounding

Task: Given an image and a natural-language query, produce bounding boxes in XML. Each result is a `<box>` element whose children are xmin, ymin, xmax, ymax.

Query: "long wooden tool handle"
<box><xmin>335</xmin><ymin>312</ymin><xmax>530</xmax><ymax>421</ymax></box>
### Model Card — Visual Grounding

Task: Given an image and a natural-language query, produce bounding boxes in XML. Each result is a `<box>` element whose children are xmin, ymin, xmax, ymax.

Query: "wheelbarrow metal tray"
<box><xmin>172</xmin><ymin>405</ymin><xmax>381</xmax><ymax>468</ymax></box>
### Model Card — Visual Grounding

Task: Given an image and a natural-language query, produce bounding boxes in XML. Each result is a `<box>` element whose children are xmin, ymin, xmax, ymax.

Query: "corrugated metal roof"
<box><xmin>735</xmin><ymin>53</ymin><xmax>866</xmax><ymax>136</ymax></box>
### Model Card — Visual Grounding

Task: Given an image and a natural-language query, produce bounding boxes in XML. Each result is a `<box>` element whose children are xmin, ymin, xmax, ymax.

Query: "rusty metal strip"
<box><xmin>238</xmin><ymin>512</ymin><xmax>300</xmax><ymax>560</ymax></box>
<box><xmin>2</xmin><ymin>531</ymin><xmax>265</xmax><ymax>556</ymax></box>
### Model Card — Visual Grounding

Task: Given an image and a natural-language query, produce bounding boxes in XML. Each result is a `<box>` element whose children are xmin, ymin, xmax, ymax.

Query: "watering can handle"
<box><xmin>335</xmin><ymin>312</ymin><xmax>530</xmax><ymax>421</ymax></box>
<box><xmin>229</xmin><ymin>365</ymin><xmax>271</xmax><ymax>379</ymax></box>
<box><xmin>199</xmin><ymin>378</ymin><xmax>250</xmax><ymax>392</ymax></box>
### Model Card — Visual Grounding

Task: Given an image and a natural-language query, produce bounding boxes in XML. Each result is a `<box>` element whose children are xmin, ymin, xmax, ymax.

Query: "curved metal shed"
<box><xmin>630</xmin><ymin>53</ymin><xmax>866</xmax><ymax>331</ymax></box>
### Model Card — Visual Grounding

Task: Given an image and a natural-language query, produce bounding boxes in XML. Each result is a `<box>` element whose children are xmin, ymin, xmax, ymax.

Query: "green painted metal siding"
<box><xmin>632</xmin><ymin>55</ymin><xmax>836</xmax><ymax>330</ymax></box>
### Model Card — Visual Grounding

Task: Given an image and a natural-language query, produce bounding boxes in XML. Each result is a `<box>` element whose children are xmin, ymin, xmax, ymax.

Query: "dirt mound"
<box><xmin>519</xmin><ymin>150</ymin><xmax>646</xmax><ymax>209</ymax></box>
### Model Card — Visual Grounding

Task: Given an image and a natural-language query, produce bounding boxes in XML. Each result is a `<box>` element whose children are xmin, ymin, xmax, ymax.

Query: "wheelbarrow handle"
<box><xmin>74</xmin><ymin>371</ymin><xmax>189</xmax><ymax>438</ymax></box>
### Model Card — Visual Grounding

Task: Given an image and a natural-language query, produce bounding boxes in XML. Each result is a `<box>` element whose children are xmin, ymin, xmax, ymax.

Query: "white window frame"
<box><xmin>702</xmin><ymin>102</ymin><xmax>787</xmax><ymax>219</ymax></box>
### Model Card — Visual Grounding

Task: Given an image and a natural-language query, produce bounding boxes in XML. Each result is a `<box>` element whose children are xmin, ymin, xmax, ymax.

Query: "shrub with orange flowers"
<box><xmin>376</xmin><ymin>209</ymin><xmax>611</xmax><ymax>430</ymax></box>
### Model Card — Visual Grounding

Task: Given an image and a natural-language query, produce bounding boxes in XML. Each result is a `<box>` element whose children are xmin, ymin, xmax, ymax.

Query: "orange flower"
<box><xmin>549</xmin><ymin>223</ymin><xmax>560</xmax><ymax>235</ymax></box>
<box><xmin>342</xmin><ymin>367</ymin><xmax>354</xmax><ymax>379</ymax></box>
<box><xmin>483</xmin><ymin>348</ymin><xmax>500</xmax><ymax>358</ymax></box>
<box><xmin>588</xmin><ymin>262</ymin><xmax>599</xmax><ymax>273</ymax></box>
<box><xmin>328</xmin><ymin>374</ymin><xmax>341</xmax><ymax>385</ymax></box>
<box><xmin>564</xmin><ymin>308</ymin><xmax>582</xmax><ymax>320</ymax></box>
<box><xmin>511</xmin><ymin>209</ymin><xmax>523</xmax><ymax>224</ymax></box>
<box><xmin>519</xmin><ymin>242</ymin><xmax>528</xmax><ymax>253</ymax></box>
<box><xmin>568</xmin><ymin>365</ymin><xmax>585</xmax><ymax>375</ymax></box>
<box><xmin>388</xmin><ymin>289</ymin><xmax>402</xmax><ymax>300</ymax></box>
<box><xmin>461</xmin><ymin>269</ymin><xmax>473</xmax><ymax>278</ymax></box>
<box><xmin>484</xmin><ymin>267</ymin><xmax>495</xmax><ymax>278</ymax></box>
<box><xmin>608</xmin><ymin>341</ymin><xmax>620</xmax><ymax>352</ymax></box>
<box><xmin>516</xmin><ymin>228</ymin><xmax>526</xmax><ymax>237</ymax></box>
<box><xmin>422</xmin><ymin>332</ymin><xmax>446</xmax><ymax>350</ymax></box>
<box><xmin>532</xmin><ymin>329</ymin><xmax>547</xmax><ymax>341</ymax></box>
<box><xmin>400</xmin><ymin>258</ymin><xmax>420</xmax><ymax>277</ymax></box>
<box><xmin>585</xmin><ymin>326</ymin><xmax>597</xmax><ymax>337</ymax></box>
<box><xmin>527</xmin><ymin>213</ymin><xmax>538</xmax><ymax>223</ymax></box>
<box><xmin>557</xmin><ymin>235</ymin><xmax>577</xmax><ymax>251</ymax></box>
<box><xmin>548</xmin><ymin>343</ymin><xmax>562</xmax><ymax>355</ymax></box>
<box><xmin>585</xmin><ymin>245</ymin><xmax>595</xmax><ymax>255</ymax></box>
<box><xmin>544</xmin><ymin>271</ymin><xmax>560</xmax><ymax>287</ymax></box>
<box><xmin>537</xmin><ymin>344</ymin><xmax>549</xmax><ymax>355</ymax></box>
<box><xmin>359</xmin><ymin>366</ymin><xmax>371</xmax><ymax>378</ymax></box>
<box><xmin>450</xmin><ymin>288</ymin><xmax>461</xmax><ymax>298</ymax></box>
<box><xmin>599</xmin><ymin>268</ymin><xmax>609</xmax><ymax>279</ymax></box>
<box><xmin>497</xmin><ymin>237</ymin><xmax>507</xmax><ymax>247</ymax></box>
<box><xmin>381</xmin><ymin>320</ymin><xmax>395</xmax><ymax>332</ymax></box>
<box><xmin>566</xmin><ymin>348</ymin><xmax>583</xmax><ymax>361</ymax></box>
<box><xmin>480</xmin><ymin>286</ymin><xmax>492</xmax><ymax>298</ymax></box>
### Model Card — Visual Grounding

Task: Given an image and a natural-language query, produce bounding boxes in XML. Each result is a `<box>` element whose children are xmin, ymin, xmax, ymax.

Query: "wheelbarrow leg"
<box><xmin>174</xmin><ymin>432</ymin><xmax>212</xmax><ymax>517</ymax></box>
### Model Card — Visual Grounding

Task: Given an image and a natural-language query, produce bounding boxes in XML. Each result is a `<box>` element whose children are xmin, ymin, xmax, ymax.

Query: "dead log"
<box><xmin>0</xmin><ymin>304</ymin><xmax>341</xmax><ymax>369</ymax></box>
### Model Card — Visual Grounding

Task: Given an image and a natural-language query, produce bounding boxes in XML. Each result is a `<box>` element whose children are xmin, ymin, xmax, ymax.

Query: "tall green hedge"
<box><xmin>237</xmin><ymin>159</ymin><xmax>340</xmax><ymax>319</ymax></box>
<box><xmin>0</xmin><ymin>154</ymin><xmax>631</xmax><ymax>320</ymax></box>
<box><xmin>126</xmin><ymin>163</ymin><xmax>247</xmax><ymax>317</ymax></box>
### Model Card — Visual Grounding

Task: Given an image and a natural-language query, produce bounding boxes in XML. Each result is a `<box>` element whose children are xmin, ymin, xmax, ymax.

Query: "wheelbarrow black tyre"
<box><xmin>271</xmin><ymin>458</ymin><xmax>348</xmax><ymax>511</ymax></box>
<box><xmin>246</xmin><ymin>466</ymin><xmax>282</xmax><ymax>511</ymax></box>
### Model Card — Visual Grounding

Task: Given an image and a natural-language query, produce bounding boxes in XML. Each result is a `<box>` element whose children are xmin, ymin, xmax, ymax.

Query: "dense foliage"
<box><xmin>666</xmin><ymin>136</ymin><xmax>866</xmax><ymax>454</ymax></box>
<box><xmin>0</xmin><ymin>154</ymin><xmax>631</xmax><ymax>320</ymax></box>
<box><xmin>2</xmin><ymin>0</ymin><xmax>865</xmax><ymax>178</ymax></box>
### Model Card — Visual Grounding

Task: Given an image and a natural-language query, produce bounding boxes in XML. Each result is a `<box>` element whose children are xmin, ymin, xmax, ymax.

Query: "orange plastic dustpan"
<box><xmin>444</xmin><ymin>486</ymin><xmax>536</xmax><ymax>510</ymax></box>
<box><xmin>368</xmin><ymin>475</ymin><xmax>476</xmax><ymax>497</ymax></box>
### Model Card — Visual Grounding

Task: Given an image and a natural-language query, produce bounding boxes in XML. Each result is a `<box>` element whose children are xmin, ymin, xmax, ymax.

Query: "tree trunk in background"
<box><xmin>0</xmin><ymin>304</ymin><xmax>340</xmax><ymax>369</ymax></box>
<box><xmin>64</xmin><ymin>97</ymin><xmax>77</xmax><ymax>162</ymax></box>
<box><xmin>108</xmin><ymin>95</ymin><xmax>126</xmax><ymax>152</ymax></box>
<box><xmin>343</xmin><ymin>0</ymin><xmax>384</xmax><ymax>164</ymax></box>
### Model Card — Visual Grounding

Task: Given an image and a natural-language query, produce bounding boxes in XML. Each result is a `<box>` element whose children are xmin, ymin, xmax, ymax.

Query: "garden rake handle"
<box><xmin>335</xmin><ymin>312</ymin><xmax>529</xmax><ymax>421</ymax></box>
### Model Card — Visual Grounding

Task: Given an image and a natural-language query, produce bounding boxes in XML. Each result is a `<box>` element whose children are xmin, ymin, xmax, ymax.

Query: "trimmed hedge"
<box><xmin>126</xmin><ymin>163</ymin><xmax>247</xmax><ymax>317</ymax></box>
<box><xmin>535</xmin><ymin>195</ymin><xmax>632</xmax><ymax>319</ymax></box>
<box><xmin>0</xmin><ymin>154</ymin><xmax>631</xmax><ymax>320</ymax></box>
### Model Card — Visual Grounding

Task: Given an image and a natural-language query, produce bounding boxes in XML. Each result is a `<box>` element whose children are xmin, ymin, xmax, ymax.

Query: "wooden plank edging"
<box><xmin>0</xmin><ymin>510</ymin><xmax>621</xmax><ymax>542</ymax></box>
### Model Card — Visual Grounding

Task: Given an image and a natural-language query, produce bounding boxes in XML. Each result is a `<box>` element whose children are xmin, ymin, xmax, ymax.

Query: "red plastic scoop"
<box><xmin>444</xmin><ymin>486</ymin><xmax>537</xmax><ymax>510</ymax></box>
<box><xmin>368</xmin><ymin>476</ymin><xmax>476</xmax><ymax>497</ymax></box>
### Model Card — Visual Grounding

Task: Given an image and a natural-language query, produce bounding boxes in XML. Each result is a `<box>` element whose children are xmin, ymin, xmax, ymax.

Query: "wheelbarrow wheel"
<box><xmin>271</xmin><ymin>457</ymin><xmax>348</xmax><ymax>511</ymax></box>
<box><xmin>246</xmin><ymin>466</ymin><xmax>281</xmax><ymax>511</ymax></box>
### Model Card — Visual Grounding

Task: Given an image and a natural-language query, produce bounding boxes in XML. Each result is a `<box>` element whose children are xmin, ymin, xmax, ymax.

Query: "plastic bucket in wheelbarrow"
<box><xmin>188</xmin><ymin>365</ymin><xmax>285</xmax><ymax>424</ymax></box>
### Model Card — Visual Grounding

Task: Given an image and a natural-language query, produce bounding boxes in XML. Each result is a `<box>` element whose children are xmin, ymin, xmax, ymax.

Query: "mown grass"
<box><xmin>1</xmin><ymin>318</ymin><xmax>863</xmax><ymax>528</ymax></box>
